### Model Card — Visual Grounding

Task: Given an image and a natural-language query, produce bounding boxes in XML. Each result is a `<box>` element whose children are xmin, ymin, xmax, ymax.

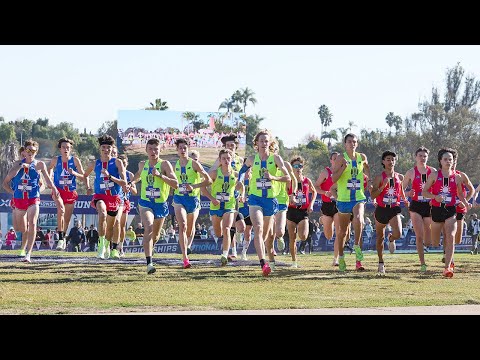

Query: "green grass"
<box><xmin>0</xmin><ymin>250</ymin><xmax>479</xmax><ymax>314</ymax></box>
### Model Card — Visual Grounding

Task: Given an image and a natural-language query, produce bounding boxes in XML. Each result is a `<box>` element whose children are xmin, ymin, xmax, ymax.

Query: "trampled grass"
<box><xmin>0</xmin><ymin>250</ymin><xmax>479</xmax><ymax>314</ymax></box>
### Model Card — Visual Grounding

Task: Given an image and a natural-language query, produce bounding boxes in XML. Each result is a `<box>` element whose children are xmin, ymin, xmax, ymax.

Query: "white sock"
<box><xmin>222</xmin><ymin>250</ymin><xmax>228</xmax><ymax>257</ymax></box>
<box><xmin>232</xmin><ymin>247</ymin><xmax>237</xmax><ymax>256</ymax></box>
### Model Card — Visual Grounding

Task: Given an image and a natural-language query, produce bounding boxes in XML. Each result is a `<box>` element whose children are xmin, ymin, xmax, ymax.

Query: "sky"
<box><xmin>1</xmin><ymin>45</ymin><xmax>480</xmax><ymax>147</ymax></box>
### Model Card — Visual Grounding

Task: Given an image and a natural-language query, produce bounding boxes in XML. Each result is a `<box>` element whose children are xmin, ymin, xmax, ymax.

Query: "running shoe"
<box><xmin>110</xmin><ymin>249</ymin><xmax>120</xmax><ymax>260</ymax></box>
<box><xmin>355</xmin><ymin>260</ymin><xmax>365</xmax><ymax>271</ymax></box>
<box><xmin>338</xmin><ymin>257</ymin><xmax>347</xmax><ymax>272</ymax></box>
<box><xmin>187</xmin><ymin>247</ymin><xmax>192</xmax><ymax>255</ymax></box>
<box><xmin>147</xmin><ymin>263</ymin><xmax>156</xmax><ymax>274</ymax></box>
<box><xmin>420</xmin><ymin>264</ymin><xmax>427</xmax><ymax>273</ymax></box>
<box><xmin>388</xmin><ymin>235</ymin><xmax>396</xmax><ymax>254</ymax></box>
<box><xmin>353</xmin><ymin>244</ymin><xmax>364</xmax><ymax>261</ymax></box>
<box><xmin>56</xmin><ymin>239</ymin><xmax>64</xmax><ymax>251</ymax></box>
<box><xmin>262</xmin><ymin>263</ymin><xmax>271</xmax><ymax>277</ymax></box>
<box><xmin>220</xmin><ymin>255</ymin><xmax>228</xmax><ymax>266</ymax></box>
<box><xmin>376</xmin><ymin>262</ymin><xmax>385</xmax><ymax>276</ymax></box>
<box><xmin>277</xmin><ymin>237</ymin><xmax>285</xmax><ymax>252</ymax></box>
<box><xmin>19</xmin><ymin>249</ymin><xmax>26</xmax><ymax>257</ymax></box>
<box><xmin>443</xmin><ymin>267</ymin><xmax>454</xmax><ymax>278</ymax></box>
<box><xmin>241</xmin><ymin>251</ymin><xmax>248</xmax><ymax>261</ymax></box>
<box><xmin>183</xmin><ymin>259</ymin><xmax>191</xmax><ymax>269</ymax></box>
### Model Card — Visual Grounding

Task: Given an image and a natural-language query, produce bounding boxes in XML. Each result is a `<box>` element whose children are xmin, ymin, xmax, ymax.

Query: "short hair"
<box><xmin>344</xmin><ymin>133</ymin><xmax>357</xmax><ymax>143</ymax></box>
<box><xmin>57</xmin><ymin>137</ymin><xmax>75</xmax><ymax>149</ymax></box>
<box><xmin>437</xmin><ymin>147</ymin><xmax>457</xmax><ymax>168</ymax></box>
<box><xmin>175</xmin><ymin>138</ymin><xmax>190</xmax><ymax>147</ymax></box>
<box><xmin>146</xmin><ymin>138</ymin><xmax>160</xmax><ymax>146</ymax></box>
<box><xmin>330</xmin><ymin>151</ymin><xmax>340</xmax><ymax>160</ymax></box>
<box><xmin>381</xmin><ymin>150</ymin><xmax>397</xmax><ymax>168</ymax></box>
<box><xmin>415</xmin><ymin>146</ymin><xmax>429</xmax><ymax>156</ymax></box>
<box><xmin>221</xmin><ymin>134</ymin><xmax>239</xmax><ymax>147</ymax></box>
<box><xmin>218</xmin><ymin>148</ymin><xmax>234</xmax><ymax>159</ymax></box>
<box><xmin>97</xmin><ymin>135</ymin><xmax>115</xmax><ymax>146</ymax></box>
<box><xmin>290</xmin><ymin>155</ymin><xmax>305</xmax><ymax>165</ymax></box>
<box><xmin>24</xmin><ymin>139</ymin><xmax>39</xmax><ymax>149</ymax></box>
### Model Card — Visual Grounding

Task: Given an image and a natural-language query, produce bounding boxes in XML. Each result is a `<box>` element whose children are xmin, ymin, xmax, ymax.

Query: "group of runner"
<box><xmin>315</xmin><ymin>134</ymin><xmax>476</xmax><ymax>278</ymax></box>
<box><xmin>2</xmin><ymin>131</ymin><xmax>479</xmax><ymax>278</ymax></box>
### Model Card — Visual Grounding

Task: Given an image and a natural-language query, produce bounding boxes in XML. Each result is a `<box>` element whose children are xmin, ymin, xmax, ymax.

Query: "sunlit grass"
<box><xmin>0</xmin><ymin>250</ymin><xmax>479</xmax><ymax>314</ymax></box>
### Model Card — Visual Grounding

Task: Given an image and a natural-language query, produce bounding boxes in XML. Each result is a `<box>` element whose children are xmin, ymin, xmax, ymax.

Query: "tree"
<box><xmin>385</xmin><ymin>112</ymin><xmax>403</xmax><ymax>134</ymax></box>
<box><xmin>321</xmin><ymin>129</ymin><xmax>339</xmax><ymax>149</ymax></box>
<box><xmin>181</xmin><ymin>112</ymin><xmax>202</xmax><ymax>132</ymax></box>
<box><xmin>317</xmin><ymin>104</ymin><xmax>333</xmax><ymax>141</ymax></box>
<box><xmin>218</xmin><ymin>98</ymin><xmax>235</xmax><ymax>112</ymax></box>
<box><xmin>146</xmin><ymin>98</ymin><xmax>169</xmax><ymax>111</ymax></box>
<box><xmin>97</xmin><ymin>120</ymin><xmax>117</xmax><ymax>139</ymax></box>
<box><xmin>239</xmin><ymin>87</ymin><xmax>257</xmax><ymax>114</ymax></box>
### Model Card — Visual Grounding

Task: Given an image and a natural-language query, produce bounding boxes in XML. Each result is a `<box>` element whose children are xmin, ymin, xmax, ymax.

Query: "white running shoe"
<box><xmin>377</xmin><ymin>262</ymin><xmax>386</xmax><ymax>276</ymax></box>
<box><xmin>388</xmin><ymin>239</ymin><xmax>396</xmax><ymax>254</ymax></box>
<box><xmin>147</xmin><ymin>263</ymin><xmax>156</xmax><ymax>274</ymax></box>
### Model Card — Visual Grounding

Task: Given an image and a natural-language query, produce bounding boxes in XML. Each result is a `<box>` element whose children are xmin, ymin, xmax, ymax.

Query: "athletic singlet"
<box><xmin>94</xmin><ymin>158</ymin><xmax>121</xmax><ymax>196</ymax></box>
<box><xmin>411</xmin><ymin>166</ymin><xmax>432</xmax><ymax>202</ymax></box>
<box><xmin>53</xmin><ymin>155</ymin><xmax>78</xmax><ymax>191</ymax></box>
<box><xmin>140</xmin><ymin>159</ymin><xmax>169</xmax><ymax>203</ymax></box>
<box><xmin>249</xmin><ymin>153</ymin><xmax>279</xmax><ymax>198</ymax></box>
<box><xmin>12</xmin><ymin>159</ymin><xmax>40</xmax><ymax>199</ymax></box>
<box><xmin>276</xmin><ymin>166</ymin><xmax>288</xmax><ymax>205</ymax></box>
<box><xmin>174</xmin><ymin>159</ymin><xmax>201</xmax><ymax>197</ymax></box>
<box><xmin>431</xmin><ymin>170</ymin><xmax>457</xmax><ymax>207</ymax></box>
<box><xmin>336</xmin><ymin>152</ymin><xmax>366</xmax><ymax>202</ymax></box>
<box><xmin>320</xmin><ymin>167</ymin><xmax>334</xmax><ymax>203</ymax></box>
<box><xmin>288</xmin><ymin>177</ymin><xmax>311</xmax><ymax>210</ymax></box>
<box><xmin>210</xmin><ymin>167</ymin><xmax>237</xmax><ymax>210</ymax></box>
<box><xmin>375</xmin><ymin>172</ymin><xmax>401</xmax><ymax>208</ymax></box>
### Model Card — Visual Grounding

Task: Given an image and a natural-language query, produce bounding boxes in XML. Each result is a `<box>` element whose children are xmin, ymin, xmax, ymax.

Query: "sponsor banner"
<box><xmin>0</xmin><ymin>192</ymin><xmax>387</xmax><ymax>214</ymax></box>
<box><xmin>0</xmin><ymin>230</ymin><xmax>475</xmax><ymax>253</ymax></box>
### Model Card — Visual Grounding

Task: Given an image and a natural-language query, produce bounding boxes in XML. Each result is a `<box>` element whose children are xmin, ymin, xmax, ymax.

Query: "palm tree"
<box><xmin>240</xmin><ymin>87</ymin><xmax>257</xmax><ymax>114</ymax></box>
<box><xmin>321</xmin><ymin>129</ymin><xmax>338</xmax><ymax>149</ymax></box>
<box><xmin>146</xmin><ymin>98</ymin><xmax>169</xmax><ymax>111</ymax></box>
<box><xmin>317</xmin><ymin>105</ymin><xmax>333</xmax><ymax>140</ymax></box>
<box><xmin>218</xmin><ymin>98</ymin><xmax>235</xmax><ymax>113</ymax></box>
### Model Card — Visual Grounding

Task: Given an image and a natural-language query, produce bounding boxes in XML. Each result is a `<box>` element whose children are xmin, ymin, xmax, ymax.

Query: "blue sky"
<box><xmin>1</xmin><ymin>45</ymin><xmax>480</xmax><ymax>147</ymax></box>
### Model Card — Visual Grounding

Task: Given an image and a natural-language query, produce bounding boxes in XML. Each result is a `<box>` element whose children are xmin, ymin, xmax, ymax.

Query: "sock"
<box><xmin>260</xmin><ymin>259</ymin><xmax>266</xmax><ymax>268</ymax></box>
<box><xmin>222</xmin><ymin>250</ymin><xmax>228</xmax><ymax>257</ymax></box>
<box><xmin>232</xmin><ymin>247</ymin><xmax>237</xmax><ymax>256</ymax></box>
<box><xmin>112</xmin><ymin>243</ymin><xmax>118</xmax><ymax>250</ymax></box>
<box><xmin>146</xmin><ymin>256</ymin><xmax>152</xmax><ymax>265</ymax></box>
